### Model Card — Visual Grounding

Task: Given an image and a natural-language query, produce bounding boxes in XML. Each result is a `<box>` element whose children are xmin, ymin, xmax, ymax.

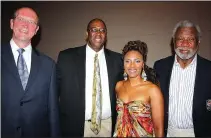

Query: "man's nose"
<box><xmin>22</xmin><ymin>24</ymin><xmax>28</xmax><ymax>29</ymax></box>
<box><xmin>181</xmin><ymin>39</ymin><xmax>191</xmax><ymax>47</ymax></box>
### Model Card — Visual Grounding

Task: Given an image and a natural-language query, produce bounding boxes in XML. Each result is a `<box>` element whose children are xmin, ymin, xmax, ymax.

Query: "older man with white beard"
<box><xmin>153</xmin><ymin>20</ymin><xmax>211</xmax><ymax>137</ymax></box>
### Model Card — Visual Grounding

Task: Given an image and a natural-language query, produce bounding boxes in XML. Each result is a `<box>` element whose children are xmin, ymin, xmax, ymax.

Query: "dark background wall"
<box><xmin>2</xmin><ymin>1</ymin><xmax>211</xmax><ymax>67</ymax></box>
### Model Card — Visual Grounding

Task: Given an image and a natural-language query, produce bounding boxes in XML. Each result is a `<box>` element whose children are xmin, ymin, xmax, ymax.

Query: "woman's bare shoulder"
<box><xmin>116</xmin><ymin>80</ymin><xmax>125</xmax><ymax>90</ymax></box>
<box><xmin>145</xmin><ymin>83</ymin><xmax>163</xmax><ymax>99</ymax></box>
<box><xmin>144</xmin><ymin>81</ymin><xmax>161</xmax><ymax>94</ymax></box>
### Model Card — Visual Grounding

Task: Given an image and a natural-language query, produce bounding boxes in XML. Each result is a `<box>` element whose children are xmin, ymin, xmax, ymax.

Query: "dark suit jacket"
<box><xmin>154</xmin><ymin>55</ymin><xmax>211</xmax><ymax>137</ymax></box>
<box><xmin>1</xmin><ymin>44</ymin><xmax>60</xmax><ymax>137</ymax></box>
<box><xmin>56</xmin><ymin>45</ymin><xmax>123</xmax><ymax>137</ymax></box>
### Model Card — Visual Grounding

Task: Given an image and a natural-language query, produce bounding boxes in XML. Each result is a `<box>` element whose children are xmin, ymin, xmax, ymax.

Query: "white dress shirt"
<box><xmin>85</xmin><ymin>44</ymin><xmax>111</xmax><ymax>120</ymax></box>
<box><xmin>168</xmin><ymin>54</ymin><xmax>197</xmax><ymax>130</ymax></box>
<box><xmin>10</xmin><ymin>39</ymin><xmax>32</xmax><ymax>73</ymax></box>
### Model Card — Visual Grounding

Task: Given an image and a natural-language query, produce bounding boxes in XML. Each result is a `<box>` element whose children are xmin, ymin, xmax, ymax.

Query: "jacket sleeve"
<box><xmin>48</xmin><ymin>63</ymin><xmax>61</xmax><ymax>137</ymax></box>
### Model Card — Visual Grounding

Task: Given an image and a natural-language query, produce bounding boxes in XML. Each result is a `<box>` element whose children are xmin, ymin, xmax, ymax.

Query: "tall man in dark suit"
<box><xmin>1</xmin><ymin>7</ymin><xmax>60</xmax><ymax>137</ymax></box>
<box><xmin>154</xmin><ymin>20</ymin><xmax>211</xmax><ymax>137</ymax></box>
<box><xmin>57</xmin><ymin>18</ymin><xmax>123</xmax><ymax>137</ymax></box>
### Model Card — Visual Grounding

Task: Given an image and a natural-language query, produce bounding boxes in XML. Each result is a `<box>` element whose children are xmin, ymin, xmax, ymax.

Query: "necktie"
<box><xmin>17</xmin><ymin>48</ymin><xmax>29</xmax><ymax>90</ymax></box>
<box><xmin>90</xmin><ymin>54</ymin><xmax>102</xmax><ymax>135</ymax></box>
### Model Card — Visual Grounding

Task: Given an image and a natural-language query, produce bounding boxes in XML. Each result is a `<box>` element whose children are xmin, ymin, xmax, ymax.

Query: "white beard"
<box><xmin>175</xmin><ymin>47</ymin><xmax>198</xmax><ymax>60</ymax></box>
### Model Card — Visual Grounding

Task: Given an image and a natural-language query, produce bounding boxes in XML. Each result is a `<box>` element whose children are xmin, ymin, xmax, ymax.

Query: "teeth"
<box><xmin>128</xmin><ymin>69</ymin><xmax>136</xmax><ymax>73</ymax></box>
<box><xmin>180</xmin><ymin>50</ymin><xmax>189</xmax><ymax>53</ymax></box>
<box><xmin>179</xmin><ymin>48</ymin><xmax>190</xmax><ymax>51</ymax></box>
<box><xmin>20</xmin><ymin>29</ymin><xmax>28</xmax><ymax>33</ymax></box>
<box><xmin>95</xmin><ymin>39</ymin><xmax>101</xmax><ymax>42</ymax></box>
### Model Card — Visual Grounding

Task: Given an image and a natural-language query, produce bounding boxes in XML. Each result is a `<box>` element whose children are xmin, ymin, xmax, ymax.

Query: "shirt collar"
<box><xmin>174</xmin><ymin>54</ymin><xmax>197</xmax><ymax>67</ymax></box>
<box><xmin>86</xmin><ymin>43</ymin><xmax>104</xmax><ymax>57</ymax></box>
<box><xmin>10</xmin><ymin>38</ymin><xmax>32</xmax><ymax>52</ymax></box>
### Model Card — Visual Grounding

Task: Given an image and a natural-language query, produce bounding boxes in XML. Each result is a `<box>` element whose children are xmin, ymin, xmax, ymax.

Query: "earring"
<box><xmin>123</xmin><ymin>72</ymin><xmax>127</xmax><ymax>80</ymax></box>
<box><xmin>142</xmin><ymin>69</ymin><xmax>147</xmax><ymax>81</ymax></box>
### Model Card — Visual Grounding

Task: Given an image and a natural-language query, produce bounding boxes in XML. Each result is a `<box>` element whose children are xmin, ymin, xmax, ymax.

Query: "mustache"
<box><xmin>176</xmin><ymin>47</ymin><xmax>192</xmax><ymax>51</ymax></box>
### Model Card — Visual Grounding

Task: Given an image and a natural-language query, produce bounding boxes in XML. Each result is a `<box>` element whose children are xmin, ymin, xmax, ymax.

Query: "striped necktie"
<box><xmin>90</xmin><ymin>54</ymin><xmax>102</xmax><ymax>135</ymax></box>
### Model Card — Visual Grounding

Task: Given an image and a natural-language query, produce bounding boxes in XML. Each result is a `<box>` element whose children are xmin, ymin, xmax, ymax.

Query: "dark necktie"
<box><xmin>17</xmin><ymin>48</ymin><xmax>29</xmax><ymax>90</ymax></box>
<box><xmin>90</xmin><ymin>54</ymin><xmax>102</xmax><ymax>135</ymax></box>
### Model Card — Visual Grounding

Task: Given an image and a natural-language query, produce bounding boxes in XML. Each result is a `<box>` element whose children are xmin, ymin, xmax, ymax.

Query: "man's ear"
<box><xmin>85</xmin><ymin>31</ymin><xmax>88</xmax><ymax>41</ymax></box>
<box><xmin>34</xmin><ymin>26</ymin><xmax>39</xmax><ymax>35</ymax></box>
<box><xmin>10</xmin><ymin>19</ymin><xmax>14</xmax><ymax>30</ymax></box>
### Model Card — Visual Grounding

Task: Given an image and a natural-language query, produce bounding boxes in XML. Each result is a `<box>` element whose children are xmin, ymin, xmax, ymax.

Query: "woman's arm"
<box><xmin>149</xmin><ymin>85</ymin><xmax>164</xmax><ymax>137</ymax></box>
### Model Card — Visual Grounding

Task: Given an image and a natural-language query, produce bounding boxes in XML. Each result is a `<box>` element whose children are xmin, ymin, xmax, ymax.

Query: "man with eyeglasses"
<box><xmin>154</xmin><ymin>20</ymin><xmax>211</xmax><ymax>137</ymax></box>
<box><xmin>57</xmin><ymin>18</ymin><xmax>123</xmax><ymax>137</ymax></box>
<box><xmin>1</xmin><ymin>7</ymin><xmax>60</xmax><ymax>137</ymax></box>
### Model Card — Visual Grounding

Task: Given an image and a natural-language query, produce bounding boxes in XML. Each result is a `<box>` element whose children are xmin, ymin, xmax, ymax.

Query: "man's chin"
<box><xmin>19</xmin><ymin>37</ymin><xmax>30</xmax><ymax>42</ymax></box>
<box><xmin>176</xmin><ymin>52</ymin><xmax>195</xmax><ymax>60</ymax></box>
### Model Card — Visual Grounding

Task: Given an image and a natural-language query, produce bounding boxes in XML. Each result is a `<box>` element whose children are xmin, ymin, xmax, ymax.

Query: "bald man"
<box><xmin>1</xmin><ymin>7</ymin><xmax>60</xmax><ymax>137</ymax></box>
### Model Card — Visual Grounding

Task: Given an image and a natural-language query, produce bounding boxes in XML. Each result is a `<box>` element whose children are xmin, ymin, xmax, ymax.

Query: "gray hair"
<box><xmin>172</xmin><ymin>20</ymin><xmax>201</xmax><ymax>41</ymax></box>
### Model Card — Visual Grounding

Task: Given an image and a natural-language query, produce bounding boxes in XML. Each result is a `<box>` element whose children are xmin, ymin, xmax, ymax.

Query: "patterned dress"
<box><xmin>113</xmin><ymin>98</ymin><xmax>154</xmax><ymax>137</ymax></box>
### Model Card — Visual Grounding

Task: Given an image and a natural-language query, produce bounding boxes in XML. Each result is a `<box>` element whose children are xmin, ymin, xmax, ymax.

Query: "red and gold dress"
<box><xmin>113</xmin><ymin>98</ymin><xmax>154</xmax><ymax>137</ymax></box>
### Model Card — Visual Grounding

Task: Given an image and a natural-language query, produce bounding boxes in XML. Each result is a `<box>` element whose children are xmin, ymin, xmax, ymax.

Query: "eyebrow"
<box><xmin>124</xmin><ymin>58</ymin><xmax>143</xmax><ymax>60</ymax></box>
<box><xmin>90</xmin><ymin>27</ymin><xmax>105</xmax><ymax>29</ymax></box>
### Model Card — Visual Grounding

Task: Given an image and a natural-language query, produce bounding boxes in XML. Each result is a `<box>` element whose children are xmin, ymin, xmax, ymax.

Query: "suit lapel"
<box><xmin>24</xmin><ymin>49</ymin><xmax>40</xmax><ymax>93</ymax></box>
<box><xmin>2</xmin><ymin>44</ymin><xmax>22</xmax><ymax>85</ymax></box>
<box><xmin>164</xmin><ymin>56</ymin><xmax>175</xmax><ymax>110</ymax></box>
<box><xmin>192</xmin><ymin>55</ymin><xmax>202</xmax><ymax>116</ymax></box>
<box><xmin>76</xmin><ymin>46</ymin><xmax>86</xmax><ymax>98</ymax></box>
<box><xmin>104</xmin><ymin>49</ymin><xmax>114</xmax><ymax>103</ymax></box>
<box><xmin>166</xmin><ymin>56</ymin><xmax>175</xmax><ymax>91</ymax></box>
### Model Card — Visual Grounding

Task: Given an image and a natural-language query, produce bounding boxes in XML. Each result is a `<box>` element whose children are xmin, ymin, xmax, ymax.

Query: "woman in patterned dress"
<box><xmin>113</xmin><ymin>40</ymin><xmax>164</xmax><ymax>137</ymax></box>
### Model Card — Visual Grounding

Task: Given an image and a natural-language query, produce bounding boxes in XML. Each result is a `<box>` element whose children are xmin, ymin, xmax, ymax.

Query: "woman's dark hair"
<box><xmin>122</xmin><ymin>40</ymin><xmax>159</xmax><ymax>86</ymax></box>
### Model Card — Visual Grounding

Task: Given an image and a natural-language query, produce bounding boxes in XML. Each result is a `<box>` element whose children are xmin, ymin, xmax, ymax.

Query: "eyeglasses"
<box><xmin>89</xmin><ymin>28</ymin><xmax>106</xmax><ymax>33</ymax></box>
<box><xmin>15</xmin><ymin>16</ymin><xmax>38</xmax><ymax>26</ymax></box>
<box><xmin>176</xmin><ymin>37</ymin><xmax>196</xmax><ymax>43</ymax></box>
